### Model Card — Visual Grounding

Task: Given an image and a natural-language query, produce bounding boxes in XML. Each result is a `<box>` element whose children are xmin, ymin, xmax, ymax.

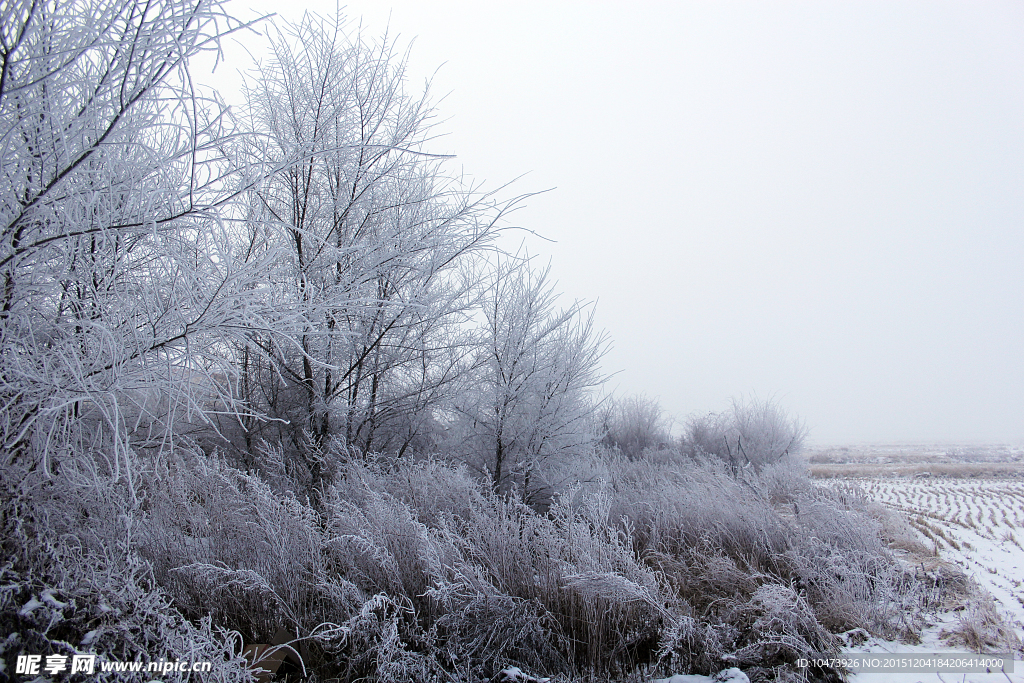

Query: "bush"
<box><xmin>942</xmin><ymin>588</ymin><xmax>1023</xmax><ymax>655</ymax></box>
<box><xmin>599</xmin><ymin>394</ymin><xmax>673</xmax><ymax>459</ymax></box>
<box><xmin>682</xmin><ymin>397</ymin><xmax>808</xmax><ymax>475</ymax></box>
<box><xmin>599</xmin><ymin>453</ymin><xmax>932</xmax><ymax>655</ymax></box>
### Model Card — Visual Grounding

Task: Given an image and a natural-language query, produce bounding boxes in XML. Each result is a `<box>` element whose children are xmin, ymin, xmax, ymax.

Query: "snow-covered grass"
<box><xmin>26</xmin><ymin>434</ymin><xmax>1024</xmax><ymax>683</ymax></box>
<box><xmin>0</xmin><ymin>451</ymin><xmax>257</xmax><ymax>682</ymax></box>
<box><xmin>4</xmin><ymin>446</ymin><xmax>941</xmax><ymax>682</ymax></box>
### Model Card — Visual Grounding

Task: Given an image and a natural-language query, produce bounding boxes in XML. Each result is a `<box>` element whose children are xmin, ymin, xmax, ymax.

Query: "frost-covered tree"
<box><xmin>0</xmin><ymin>0</ymin><xmax>262</xmax><ymax>471</ymax></box>
<box><xmin>450</xmin><ymin>257</ymin><xmax>609</xmax><ymax>500</ymax></box>
<box><xmin>682</xmin><ymin>396</ymin><xmax>807</xmax><ymax>474</ymax></box>
<box><xmin>599</xmin><ymin>394</ymin><xmax>672</xmax><ymax>459</ymax></box>
<box><xmin>235</xmin><ymin>12</ymin><xmax>510</xmax><ymax>481</ymax></box>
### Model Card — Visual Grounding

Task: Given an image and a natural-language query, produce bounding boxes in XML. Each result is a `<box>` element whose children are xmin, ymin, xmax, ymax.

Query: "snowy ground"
<box><xmin>862</xmin><ymin>478</ymin><xmax>1024</xmax><ymax>631</ymax></box>
<box><xmin>848</xmin><ymin>476</ymin><xmax>1024</xmax><ymax>683</ymax></box>
<box><xmin>837</xmin><ymin>616</ymin><xmax>1023</xmax><ymax>683</ymax></box>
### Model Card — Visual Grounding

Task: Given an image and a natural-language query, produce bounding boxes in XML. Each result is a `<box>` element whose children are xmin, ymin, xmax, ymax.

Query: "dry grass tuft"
<box><xmin>942</xmin><ymin>590</ymin><xmax>1023</xmax><ymax>655</ymax></box>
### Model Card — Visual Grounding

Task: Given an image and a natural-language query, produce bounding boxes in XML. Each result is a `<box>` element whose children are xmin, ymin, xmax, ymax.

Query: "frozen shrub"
<box><xmin>335</xmin><ymin>455</ymin><xmax>489</xmax><ymax>528</ymax></box>
<box><xmin>427</xmin><ymin>586</ymin><xmax>570</xmax><ymax>680</ymax></box>
<box><xmin>140</xmin><ymin>450</ymin><xmax>363</xmax><ymax>644</ymax></box>
<box><xmin>600</xmin><ymin>452</ymin><xmax>931</xmax><ymax>669</ymax></box>
<box><xmin>324</xmin><ymin>487</ymin><xmax>446</xmax><ymax>609</ymax></box>
<box><xmin>657</xmin><ymin>616</ymin><xmax>741</xmax><ymax>678</ymax></box>
<box><xmin>0</xmin><ymin>454</ymin><xmax>254</xmax><ymax>682</ymax></box>
<box><xmin>683</xmin><ymin>398</ymin><xmax>807</xmax><ymax>474</ymax></box>
<box><xmin>657</xmin><ymin>585</ymin><xmax>843</xmax><ymax>683</ymax></box>
<box><xmin>429</xmin><ymin>488</ymin><xmax>673</xmax><ymax>676</ymax></box>
<box><xmin>320</xmin><ymin>593</ymin><xmax>435</xmax><ymax>683</ymax></box>
<box><xmin>600</xmin><ymin>394</ymin><xmax>673</xmax><ymax>459</ymax></box>
<box><xmin>784</xmin><ymin>491</ymin><xmax>929</xmax><ymax>639</ymax></box>
<box><xmin>606</xmin><ymin>456</ymin><xmax>795</xmax><ymax>580</ymax></box>
<box><xmin>863</xmin><ymin>498</ymin><xmax>934</xmax><ymax>556</ymax></box>
<box><xmin>750</xmin><ymin>455</ymin><xmax>814</xmax><ymax>504</ymax></box>
<box><xmin>729</xmin><ymin>584</ymin><xmax>843</xmax><ymax>683</ymax></box>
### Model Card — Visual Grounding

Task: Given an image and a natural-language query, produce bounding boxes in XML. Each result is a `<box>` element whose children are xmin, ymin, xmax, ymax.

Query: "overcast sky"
<box><xmin>204</xmin><ymin>1</ymin><xmax>1024</xmax><ymax>445</ymax></box>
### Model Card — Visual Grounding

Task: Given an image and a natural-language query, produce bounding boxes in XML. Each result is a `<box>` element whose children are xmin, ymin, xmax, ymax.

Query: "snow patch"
<box><xmin>653</xmin><ymin>667</ymin><xmax>750</xmax><ymax>683</ymax></box>
<box><xmin>18</xmin><ymin>596</ymin><xmax>43</xmax><ymax>617</ymax></box>
<box><xmin>496</xmin><ymin>666</ymin><xmax>550</xmax><ymax>683</ymax></box>
<box><xmin>40</xmin><ymin>588</ymin><xmax>67</xmax><ymax>610</ymax></box>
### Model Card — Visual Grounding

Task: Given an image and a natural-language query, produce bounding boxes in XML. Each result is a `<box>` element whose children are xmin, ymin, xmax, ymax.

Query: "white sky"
<box><xmin>202</xmin><ymin>1</ymin><xmax>1024</xmax><ymax>445</ymax></box>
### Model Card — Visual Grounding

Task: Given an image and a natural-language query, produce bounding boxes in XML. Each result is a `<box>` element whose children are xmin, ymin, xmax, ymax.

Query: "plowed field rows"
<box><xmin>861</xmin><ymin>478</ymin><xmax>1024</xmax><ymax>628</ymax></box>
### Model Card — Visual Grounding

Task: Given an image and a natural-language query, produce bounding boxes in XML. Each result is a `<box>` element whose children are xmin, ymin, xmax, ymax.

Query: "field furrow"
<box><xmin>859</xmin><ymin>477</ymin><xmax>1024</xmax><ymax>635</ymax></box>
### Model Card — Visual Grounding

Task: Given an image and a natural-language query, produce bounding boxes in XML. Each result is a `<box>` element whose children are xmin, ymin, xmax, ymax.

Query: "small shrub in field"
<box><xmin>334</xmin><ymin>455</ymin><xmax>489</xmax><ymax>527</ymax></box>
<box><xmin>869</xmin><ymin>503</ymin><xmax>933</xmax><ymax>556</ymax></box>
<box><xmin>657</xmin><ymin>585</ymin><xmax>843</xmax><ymax>683</ymax></box>
<box><xmin>657</xmin><ymin>616</ymin><xmax>741</xmax><ymax>678</ymax></box>
<box><xmin>729</xmin><ymin>584</ymin><xmax>843</xmax><ymax>682</ymax></box>
<box><xmin>750</xmin><ymin>455</ymin><xmax>814</xmax><ymax>504</ymax></box>
<box><xmin>599</xmin><ymin>394</ymin><xmax>673</xmax><ymax>459</ymax></box>
<box><xmin>605</xmin><ymin>454</ymin><xmax>934</xmax><ymax>645</ymax></box>
<box><xmin>681</xmin><ymin>397</ymin><xmax>808</xmax><ymax>474</ymax></box>
<box><xmin>785</xmin><ymin>486</ymin><xmax>933</xmax><ymax>640</ymax></box>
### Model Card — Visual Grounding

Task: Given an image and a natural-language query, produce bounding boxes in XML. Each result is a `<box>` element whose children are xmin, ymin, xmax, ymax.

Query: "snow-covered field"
<box><xmin>849</xmin><ymin>476</ymin><xmax>1024</xmax><ymax>683</ymax></box>
<box><xmin>863</xmin><ymin>477</ymin><xmax>1024</xmax><ymax>630</ymax></box>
